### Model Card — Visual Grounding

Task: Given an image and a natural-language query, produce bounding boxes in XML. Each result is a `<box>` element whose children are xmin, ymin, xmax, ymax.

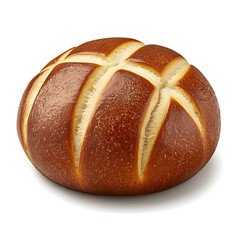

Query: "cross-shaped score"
<box><xmin>23</xmin><ymin>41</ymin><xmax>204</xmax><ymax>178</ymax></box>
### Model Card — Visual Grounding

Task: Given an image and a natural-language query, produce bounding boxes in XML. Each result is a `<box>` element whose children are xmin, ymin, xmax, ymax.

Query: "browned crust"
<box><xmin>127</xmin><ymin>44</ymin><xmax>184</xmax><ymax>73</ymax></box>
<box><xmin>177</xmin><ymin>66</ymin><xmax>221</xmax><ymax>160</ymax></box>
<box><xmin>27</xmin><ymin>62</ymin><xmax>97</xmax><ymax>190</ymax></box>
<box><xmin>17</xmin><ymin>74</ymin><xmax>41</xmax><ymax>158</ymax></box>
<box><xmin>69</xmin><ymin>37</ymin><xmax>142</xmax><ymax>57</ymax></box>
<box><xmin>142</xmin><ymin>99</ymin><xmax>205</xmax><ymax>193</ymax></box>
<box><xmin>80</xmin><ymin>70</ymin><xmax>155</xmax><ymax>194</ymax></box>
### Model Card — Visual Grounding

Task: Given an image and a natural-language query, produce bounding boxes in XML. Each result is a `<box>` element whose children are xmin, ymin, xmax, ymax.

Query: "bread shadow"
<box><xmin>33</xmin><ymin>152</ymin><xmax>221</xmax><ymax>212</ymax></box>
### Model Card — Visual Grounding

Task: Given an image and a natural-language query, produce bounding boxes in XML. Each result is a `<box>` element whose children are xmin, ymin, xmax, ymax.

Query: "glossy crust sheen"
<box><xmin>17</xmin><ymin>38</ymin><xmax>220</xmax><ymax>195</ymax></box>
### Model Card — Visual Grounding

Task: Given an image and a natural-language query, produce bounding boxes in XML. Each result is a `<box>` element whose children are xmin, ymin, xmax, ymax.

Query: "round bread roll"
<box><xmin>17</xmin><ymin>38</ymin><xmax>220</xmax><ymax>195</ymax></box>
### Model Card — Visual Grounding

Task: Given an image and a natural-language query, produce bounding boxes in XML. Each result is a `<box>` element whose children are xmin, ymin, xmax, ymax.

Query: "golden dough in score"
<box><xmin>17</xmin><ymin>38</ymin><xmax>220</xmax><ymax>195</ymax></box>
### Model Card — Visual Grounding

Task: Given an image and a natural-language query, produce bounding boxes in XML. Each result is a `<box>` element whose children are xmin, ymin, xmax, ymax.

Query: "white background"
<box><xmin>0</xmin><ymin>0</ymin><xmax>239</xmax><ymax>239</ymax></box>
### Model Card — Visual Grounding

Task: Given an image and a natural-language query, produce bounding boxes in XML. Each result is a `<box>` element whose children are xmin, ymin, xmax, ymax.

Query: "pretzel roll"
<box><xmin>17</xmin><ymin>38</ymin><xmax>220</xmax><ymax>195</ymax></box>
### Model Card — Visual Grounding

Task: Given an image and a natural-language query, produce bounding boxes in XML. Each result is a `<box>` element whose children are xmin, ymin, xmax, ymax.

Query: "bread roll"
<box><xmin>17</xmin><ymin>38</ymin><xmax>220</xmax><ymax>195</ymax></box>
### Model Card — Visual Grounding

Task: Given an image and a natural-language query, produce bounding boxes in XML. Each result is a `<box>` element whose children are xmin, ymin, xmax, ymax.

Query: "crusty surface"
<box><xmin>17</xmin><ymin>37</ymin><xmax>220</xmax><ymax>195</ymax></box>
<box><xmin>27</xmin><ymin>63</ymin><xmax>97</xmax><ymax>189</ymax></box>
<box><xmin>80</xmin><ymin>70</ymin><xmax>154</xmax><ymax>194</ymax></box>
